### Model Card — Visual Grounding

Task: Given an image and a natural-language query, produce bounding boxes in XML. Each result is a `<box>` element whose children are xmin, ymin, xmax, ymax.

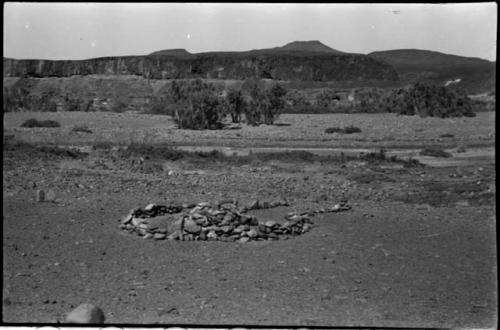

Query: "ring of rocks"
<box><xmin>119</xmin><ymin>199</ymin><xmax>351</xmax><ymax>243</ymax></box>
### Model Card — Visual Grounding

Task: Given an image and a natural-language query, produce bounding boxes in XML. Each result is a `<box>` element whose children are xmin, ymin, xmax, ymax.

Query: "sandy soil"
<box><xmin>2</xmin><ymin>139</ymin><xmax>496</xmax><ymax>327</ymax></box>
<box><xmin>3</xmin><ymin>111</ymin><xmax>495</xmax><ymax>149</ymax></box>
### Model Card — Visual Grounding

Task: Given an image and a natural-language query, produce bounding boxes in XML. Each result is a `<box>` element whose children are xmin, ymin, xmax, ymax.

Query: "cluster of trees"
<box><xmin>148</xmin><ymin>78</ymin><xmax>287</xmax><ymax>129</ymax></box>
<box><xmin>385</xmin><ymin>83</ymin><xmax>476</xmax><ymax>117</ymax></box>
<box><xmin>283</xmin><ymin>83</ymin><xmax>477</xmax><ymax>118</ymax></box>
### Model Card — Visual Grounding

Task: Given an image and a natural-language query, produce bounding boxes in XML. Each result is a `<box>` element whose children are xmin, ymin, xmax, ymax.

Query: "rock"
<box><xmin>121</xmin><ymin>214</ymin><xmax>133</xmax><ymax>225</ymax></box>
<box><xmin>233</xmin><ymin>225</ymin><xmax>244</xmax><ymax>234</ymax></box>
<box><xmin>239</xmin><ymin>237</ymin><xmax>250</xmax><ymax>243</ymax></box>
<box><xmin>65</xmin><ymin>303</ymin><xmax>105</xmax><ymax>324</ymax></box>
<box><xmin>167</xmin><ymin>231</ymin><xmax>180</xmax><ymax>240</ymax></box>
<box><xmin>143</xmin><ymin>233</ymin><xmax>153</xmax><ymax>239</ymax></box>
<box><xmin>197</xmin><ymin>202</ymin><xmax>211</xmax><ymax>208</ymax></box>
<box><xmin>207</xmin><ymin>231</ymin><xmax>218</xmax><ymax>240</ymax></box>
<box><xmin>249</xmin><ymin>200</ymin><xmax>259</xmax><ymax>210</ymax></box>
<box><xmin>183</xmin><ymin>219</ymin><xmax>201</xmax><ymax>234</ymax></box>
<box><xmin>156</xmin><ymin>228</ymin><xmax>168</xmax><ymax>234</ymax></box>
<box><xmin>259</xmin><ymin>201</ymin><xmax>270</xmax><ymax>209</ymax></box>
<box><xmin>36</xmin><ymin>189</ymin><xmax>45</xmax><ymax>202</ymax></box>
<box><xmin>246</xmin><ymin>228</ymin><xmax>258</xmax><ymax>238</ymax></box>
<box><xmin>46</xmin><ymin>190</ymin><xmax>56</xmax><ymax>201</ymax></box>
<box><xmin>153</xmin><ymin>233</ymin><xmax>166</xmax><ymax>240</ymax></box>
<box><xmin>223</xmin><ymin>213</ymin><xmax>235</xmax><ymax>222</ymax></box>
<box><xmin>268</xmin><ymin>232</ymin><xmax>279</xmax><ymax>240</ymax></box>
<box><xmin>331</xmin><ymin>204</ymin><xmax>341</xmax><ymax>212</ymax></box>
<box><xmin>199</xmin><ymin>231</ymin><xmax>207</xmax><ymax>241</ymax></box>
<box><xmin>265</xmin><ymin>220</ymin><xmax>277</xmax><ymax>228</ymax></box>
<box><xmin>221</xmin><ymin>225</ymin><xmax>233</xmax><ymax>234</ymax></box>
<box><xmin>258</xmin><ymin>224</ymin><xmax>270</xmax><ymax>234</ymax></box>
<box><xmin>144</xmin><ymin>203</ymin><xmax>156</xmax><ymax>211</ymax></box>
<box><xmin>302</xmin><ymin>223</ymin><xmax>312</xmax><ymax>233</ymax></box>
<box><xmin>132</xmin><ymin>218</ymin><xmax>144</xmax><ymax>227</ymax></box>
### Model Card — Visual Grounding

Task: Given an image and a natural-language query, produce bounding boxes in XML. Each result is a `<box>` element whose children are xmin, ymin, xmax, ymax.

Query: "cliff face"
<box><xmin>3</xmin><ymin>53</ymin><xmax>398</xmax><ymax>81</ymax></box>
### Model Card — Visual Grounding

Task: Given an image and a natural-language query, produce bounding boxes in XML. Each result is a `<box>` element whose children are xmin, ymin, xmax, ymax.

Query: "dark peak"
<box><xmin>148</xmin><ymin>48</ymin><xmax>194</xmax><ymax>58</ymax></box>
<box><xmin>279</xmin><ymin>40</ymin><xmax>345</xmax><ymax>54</ymax></box>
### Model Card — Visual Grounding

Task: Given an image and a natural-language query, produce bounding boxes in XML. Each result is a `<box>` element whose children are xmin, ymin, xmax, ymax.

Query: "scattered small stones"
<box><xmin>119</xmin><ymin>199</ymin><xmax>351</xmax><ymax>243</ymax></box>
<box><xmin>65</xmin><ymin>303</ymin><xmax>105</xmax><ymax>324</ymax></box>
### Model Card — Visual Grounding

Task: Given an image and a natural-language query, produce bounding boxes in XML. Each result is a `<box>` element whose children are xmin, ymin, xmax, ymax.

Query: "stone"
<box><xmin>46</xmin><ymin>190</ymin><xmax>56</xmax><ymax>202</ymax></box>
<box><xmin>302</xmin><ymin>223</ymin><xmax>312</xmax><ymax>233</ymax></box>
<box><xmin>183</xmin><ymin>219</ymin><xmax>201</xmax><ymax>234</ymax></box>
<box><xmin>121</xmin><ymin>214</ymin><xmax>133</xmax><ymax>225</ymax></box>
<box><xmin>331</xmin><ymin>204</ymin><xmax>341</xmax><ymax>212</ymax></box>
<box><xmin>36</xmin><ymin>189</ymin><xmax>45</xmax><ymax>202</ymax></box>
<box><xmin>144</xmin><ymin>203</ymin><xmax>156</xmax><ymax>211</ymax></box>
<box><xmin>259</xmin><ymin>201</ymin><xmax>270</xmax><ymax>209</ymax></box>
<box><xmin>221</xmin><ymin>225</ymin><xmax>233</xmax><ymax>234</ymax></box>
<box><xmin>65</xmin><ymin>303</ymin><xmax>105</xmax><ymax>324</ymax></box>
<box><xmin>197</xmin><ymin>202</ymin><xmax>211</xmax><ymax>208</ymax></box>
<box><xmin>132</xmin><ymin>218</ymin><xmax>144</xmax><ymax>227</ymax></box>
<box><xmin>258</xmin><ymin>224</ymin><xmax>270</xmax><ymax>234</ymax></box>
<box><xmin>143</xmin><ymin>233</ymin><xmax>153</xmax><ymax>239</ymax></box>
<box><xmin>249</xmin><ymin>200</ymin><xmax>259</xmax><ymax>210</ymax></box>
<box><xmin>154</xmin><ymin>233</ymin><xmax>166</xmax><ymax>240</ymax></box>
<box><xmin>246</xmin><ymin>228</ymin><xmax>258</xmax><ymax>238</ymax></box>
<box><xmin>199</xmin><ymin>231</ymin><xmax>207</xmax><ymax>241</ymax></box>
<box><xmin>265</xmin><ymin>220</ymin><xmax>277</xmax><ymax>228</ymax></box>
<box><xmin>207</xmin><ymin>231</ymin><xmax>218</xmax><ymax>240</ymax></box>
<box><xmin>157</xmin><ymin>228</ymin><xmax>168</xmax><ymax>234</ymax></box>
<box><xmin>223</xmin><ymin>213</ymin><xmax>235</xmax><ymax>222</ymax></box>
<box><xmin>239</xmin><ymin>237</ymin><xmax>250</xmax><ymax>243</ymax></box>
<box><xmin>167</xmin><ymin>231</ymin><xmax>180</xmax><ymax>240</ymax></box>
<box><xmin>233</xmin><ymin>225</ymin><xmax>245</xmax><ymax>234</ymax></box>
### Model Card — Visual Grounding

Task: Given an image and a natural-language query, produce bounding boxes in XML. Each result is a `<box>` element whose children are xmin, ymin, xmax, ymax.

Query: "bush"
<box><xmin>20</xmin><ymin>119</ymin><xmax>61</xmax><ymax>128</ymax></box>
<box><xmin>325</xmin><ymin>127</ymin><xmax>342</xmax><ymax>134</ymax></box>
<box><xmin>242</xmin><ymin>80</ymin><xmax>286</xmax><ymax>126</ymax></box>
<box><xmin>111</xmin><ymin>99</ymin><xmax>128</xmax><ymax>113</ymax></box>
<box><xmin>170</xmin><ymin>79</ymin><xmax>225</xmax><ymax>130</ymax></box>
<box><xmin>325</xmin><ymin>125</ymin><xmax>362</xmax><ymax>134</ymax></box>
<box><xmin>72</xmin><ymin>125</ymin><xmax>92</xmax><ymax>133</ymax></box>
<box><xmin>394</xmin><ymin>83</ymin><xmax>476</xmax><ymax>118</ymax></box>
<box><xmin>225</xmin><ymin>88</ymin><xmax>246</xmax><ymax>123</ymax></box>
<box><xmin>420</xmin><ymin>147</ymin><xmax>453</xmax><ymax>158</ymax></box>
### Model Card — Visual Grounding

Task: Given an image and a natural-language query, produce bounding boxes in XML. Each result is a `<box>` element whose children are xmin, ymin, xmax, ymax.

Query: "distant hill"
<box><xmin>148</xmin><ymin>48</ymin><xmax>195</xmax><ymax>59</ymax></box>
<box><xmin>368</xmin><ymin>49</ymin><xmax>496</xmax><ymax>93</ymax></box>
<box><xmin>268</xmin><ymin>40</ymin><xmax>344</xmax><ymax>54</ymax></box>
<box><xmin>3</xmin><ymin>40</ymin><xmax>397</xmax><ymax>81</ymax></box>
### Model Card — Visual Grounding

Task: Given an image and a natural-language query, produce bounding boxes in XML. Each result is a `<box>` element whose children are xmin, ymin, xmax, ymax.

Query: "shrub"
<box><xmin>72</xmin><ymin>125</ymin><xmax>92</xmax><ymax>133</ymax></box>
<box><xmin>242</xmin><ymin>80</ymin><xmax>286</xmax><ymax>126</ymax></box>
<box><xmin>343</xmin><ymin>125</ymin><xmax>362</xmax><ymax>134</ymax></box>
<box><xmin>20</xmin><ymin>119</ymin><xmax>61</xmax><ymax>128</ymax></box>
<box><xmin>225</xmin><ymin>88</ymin><xmax>246</xmax><ymax>123</ymax></box>
<box><xmin>420</xmin><ymin>147</ymin><xmax>453</xmax><ymax>158</ymax></box>
<box><xmin>394</xmin><ymin>83</ymin><xmax>476</xmax><ymax>118</ymax></box>
<box><xmin>111</xmin><ymin>99</ymin><xmax>128</xmax><ymax>113</ymax></box>
<box><xmin>170</xmin><ymin>79</ymin><xmax>225</xmax><ymax>130</ymax></box>
<box><xmin>325</xmin><ymin>125</ymin><xmax>362</xmax><ymax>134</ymax></box>
<box><xmin>325</xmin><ymin>127</ymin><xmax>342</xmax><ymax>134</ymax></box>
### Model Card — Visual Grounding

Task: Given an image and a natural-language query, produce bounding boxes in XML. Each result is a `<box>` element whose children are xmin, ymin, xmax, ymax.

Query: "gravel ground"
<box><xmin>2</xmin><ymin>143</ymin><xmax>496</xmax><ymax>327</ymax></box>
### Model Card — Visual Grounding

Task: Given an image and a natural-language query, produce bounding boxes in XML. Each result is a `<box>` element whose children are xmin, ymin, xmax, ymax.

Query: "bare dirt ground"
<box><xmin>3</xmin><ymin>111</ymin><xmax>495</xmax><ymax>148</ymax></box>
<box><xmin>2</xmin><ymin>112</ymin><xmax>497</xmax><ymax>327</ymax></box>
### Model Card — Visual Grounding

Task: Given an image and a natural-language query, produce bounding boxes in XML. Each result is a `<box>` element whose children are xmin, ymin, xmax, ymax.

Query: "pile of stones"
<box><xmin>119</xmin><ymin>199</ymin><xmax>351</xmax><ymax>243</ymax></box>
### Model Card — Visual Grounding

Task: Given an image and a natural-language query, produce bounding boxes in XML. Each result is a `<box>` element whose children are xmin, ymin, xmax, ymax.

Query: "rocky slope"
<box><xmin>368</xmin><ymin>49</ymin><xmax>496</xmax><ymax>93</ymax></box>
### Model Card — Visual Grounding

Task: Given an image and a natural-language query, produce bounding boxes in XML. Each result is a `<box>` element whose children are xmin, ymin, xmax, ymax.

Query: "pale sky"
<box><xmin>3</xmin><ymin>2</ymin><xmax>497</xmax><ymax>61</ymax></box>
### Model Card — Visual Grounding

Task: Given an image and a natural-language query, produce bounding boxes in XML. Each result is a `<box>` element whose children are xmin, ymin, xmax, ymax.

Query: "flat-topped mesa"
<box><xmin>3</xmin><ymin>40</ymin><xmax>398</xmax><ymax>80</ymax></box>
<box><xmin>2</xmin><ymin>53</ymin><xmax>398</xmax><ymax>81</ymax></box>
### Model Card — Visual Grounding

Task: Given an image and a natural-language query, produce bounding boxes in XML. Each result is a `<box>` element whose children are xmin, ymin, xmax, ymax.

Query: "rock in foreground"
<box><xmin>65</xmin><ymin>303</ymin><xmax>105</xmax><ymax>324</ymax></box>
